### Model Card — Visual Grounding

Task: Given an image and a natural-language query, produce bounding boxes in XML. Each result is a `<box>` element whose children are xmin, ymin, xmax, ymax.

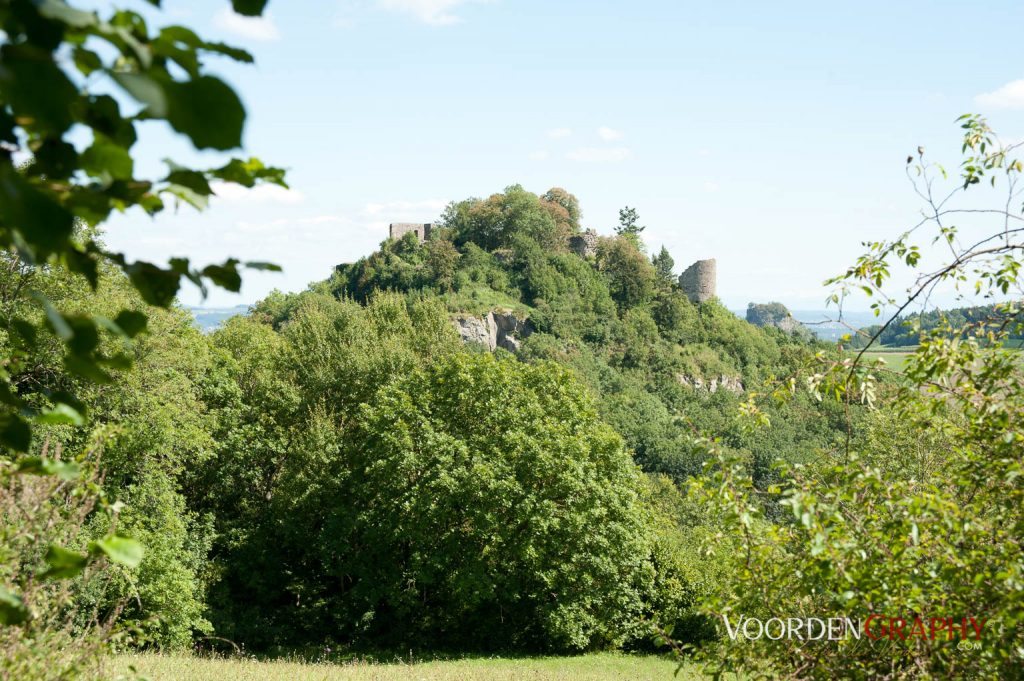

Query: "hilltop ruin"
<box><xmin>389</xmin><ymin>222</ymin><xmax>433</xmax><ymax>242</ymax></box>
<box><xmin>679</xmin><ymin>258</ymin><xmax>716</xmax><ymax>304</ymax></box>
<box><xmin>389</xmin><ymin>222</ymin><xmax>717</xmax><ymax>304</ymax></box>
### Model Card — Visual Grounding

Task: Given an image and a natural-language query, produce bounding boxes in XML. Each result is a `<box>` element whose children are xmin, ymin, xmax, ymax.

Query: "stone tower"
<box><xmin>389</xmin><ymin>223</ymin><xmax>432</xmax><ymax>243</ymax></box>
<box><xmin>568</xmin><ymin>229</ymin><xmax>599</xmax><ymax>257</ymax></box>
<box><xmin>679</xmin><ymin>258</ymin><xmax>717</xmax><ymax>304</ymax></box>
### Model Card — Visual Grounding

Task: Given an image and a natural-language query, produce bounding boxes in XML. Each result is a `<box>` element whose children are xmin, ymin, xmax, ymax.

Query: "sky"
<box><xmin>94</xmin><ymin>0</ymin><xmax>1024</xmax><ymax>311</ymax></box>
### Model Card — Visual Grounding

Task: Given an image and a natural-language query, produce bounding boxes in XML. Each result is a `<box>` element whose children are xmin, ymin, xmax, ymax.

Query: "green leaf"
<box><xmin>162</xmin><ymin>183</ymin><xmax>209</xmax><ymax>211</ymax></box>
<box><xmin>81</xmin><ymin>140</ymin><xmax>134</xmax><ymax>181</ymax></box>
<box><xmin>111</xmin><ymin>72</ymin><xmax>168</xmax><ymax>118</ymax></box>
<box><xmin>163</xmin><ymin>76</ymin><xmax>245</xmax><ymax>151</ymax></box>
<box><xmin>245</xmin><ymin>261</ymin><xmax>282</xmax><ymax>272</ymax></box>
<box><xmin>10</xmin><ymin>319</ymin><xmax>38</xmax><ymax>348</ymax></box>
<box><xmin>36</xmin><ymin>404</ymin><xmax>85</xmax><ymax>426</ymax></box>
<box><xmin>90</xmin><ymin>535</ymin><xmax>143</xmax><ymax>569</ymax></box>
<box><xmin>29</xmin><ymin>138</ymin><xmax>78</xmax><ymax>180</ymax></box>
<box><xmin>202</xmin><ymin>260</ymin><xmax>242</xmax><ymax>292</ymax></box>
<box><xmin>63</xmin><ymin>354</ymin><xmax>113</xmax><ymax>384</ymax></box>
<box><xmin>113</xmin><ymin>310</ymin><xmax>148</xmax><ymax>337</ymax></box>
<box><xmin>40</xmin><ymin>544</ymin><xmax>89</xmax><ymax>580</ymax></box>
<box><xmin>63</xmin><ymin>248</ymin><xmax>101</xmax><ymax>289</ymax></box>
<box><xmin>37</xmin><ymin>0</ymin><xmax>99</xmax><ymax>29</ymax></box>
<box><xmin>0</xmin><ymin>413</ymin><xmax>31</xmax><ymax>452</ymax></box>
<box><xmin>213</xmin><ymin>157</ymin><xmax>287</xmax><ymax>187</ymax></box>
<box><xmin>15</xmin><ymin>456</ymin><xmax>80</xmax><ymax>481</ymax></box>
<box><xmin>230</xmin><ymin>0</ymin><xmax>269</xmax><ymax>17</ymax></box>
<box><xmin>155</xmin><ymin>26</ymin><xmax>253</xmax><ymax>67</ymax></box>
<box><xmin>0</xmin><ymin>108</ymin><xmax>17</xmax><ymax>144</ymax></box>
<box><xmin>164</xmin><ymin>169</ymin><xmax>212</xmax><ymax>196</ymax></box>
<box><xmin>0</xmin><ymin>164</ymin><xmax>75</xmax><ymax>255</ymax></box>
<box><xmin>72</xmin><ymin>47</ymin><xmax>103</xmax><ymax>76</ymax></box>
<box><xmin>63</xmin><ymin>315</ymin><xmax>101</xmax><ymax>355</ymax></box>
<box><xmin>0</xmin><ymin>44</ymin><xmax>78</xmax><ymax>133</ymax></box>
<box><xmin>125</xmin><ymin>260</ymin><xmax>182</xmax><ymax>307</ymax></box>
<box><xmin>0</xmin><ymin>586</ymin><xmax>29</xmax><ymax>625</ymax></box>
<box><xmin>47</xmin><ymin>460</ymin><xmax>81</xmax><ymax>481</ymax></box>
<box><xmin>77</xmin><ymin>95</ymin><xmax>137</xmax><ymax>149</ymax></box>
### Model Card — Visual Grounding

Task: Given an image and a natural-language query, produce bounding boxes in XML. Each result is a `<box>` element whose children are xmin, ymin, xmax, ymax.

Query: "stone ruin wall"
<box><xmin>679</xmin><ymin>258</ymin><xmax>716</xmax><ymax>304</ymax></box>
<box><xmin>568</xmin><ymin>229</ymin><xmax>599</xmax><ymax>258</ymax></box>
<box><xmin>389</xmin><ymin>222</ymin><xmax>432</xmax><ymax>243</ymax></box>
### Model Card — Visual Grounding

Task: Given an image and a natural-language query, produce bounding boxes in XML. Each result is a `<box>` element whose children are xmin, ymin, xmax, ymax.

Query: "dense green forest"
<box><xmin>2</xmin><ymin>184</ymin><xmax>854</xmax><ymax>657</ymax></box>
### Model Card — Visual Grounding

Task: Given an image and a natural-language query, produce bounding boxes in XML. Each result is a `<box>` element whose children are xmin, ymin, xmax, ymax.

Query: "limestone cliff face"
<box><xmin>770</xmin><ymin>315</ymin><xmax>811</xmax><ymax>338</ymax></box>
<box><xmin>452</xmin><ymin>310</ymin><xmax>533</xmax><ymax>352</ymax></box>
<box><xmin>746</xmin><ymin>302</ymin><xmax>812</xmax><ymax>340</ymax></box>
<box><xmin>676</xmin><ymin>373</ymin><xmax>744</xmax><ymax>393</ymax></box>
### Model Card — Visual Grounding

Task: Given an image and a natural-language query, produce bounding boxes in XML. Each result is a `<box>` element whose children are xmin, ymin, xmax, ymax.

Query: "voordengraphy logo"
<box><xmin>722</xmin><ymin>615</ymin><xmax>987</xmax><ymax>642</ymax></box>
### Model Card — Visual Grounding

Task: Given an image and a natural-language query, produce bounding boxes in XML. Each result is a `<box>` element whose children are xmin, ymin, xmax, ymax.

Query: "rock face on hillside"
<box><xmin>452</xmin><ymin>310</ymin><xmax>533</xmax><ymax>353</ymax></box>
<box><xmin>746</xmin><ymin>302</ymin><xmax>812</xmax><ymax>340</ymax></box>
<box><xmin>676</xmin><ymin>374</ymin><xmax>744</xmax><ymax>393</ymax></box>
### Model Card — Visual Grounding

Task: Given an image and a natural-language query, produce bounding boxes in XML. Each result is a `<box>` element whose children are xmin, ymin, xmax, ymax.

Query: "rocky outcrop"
<box><xmin>771</xmin><ymin>316</ymin><xmax>811</xmax><ymax>338</ymax></box>
<box><xmin>452</xmin><ymin>310</ymin><xmax>533</xmax><ymax>353</ymax></box>
<box><xmin>676</xmin><ymin>373</ymin><xmax>744</xmax><ymax>393</ymax></box>
<box><xmin>746</xmin><ymin>302</ymin><xmax>812</xmax><ymax>341</ymax></box>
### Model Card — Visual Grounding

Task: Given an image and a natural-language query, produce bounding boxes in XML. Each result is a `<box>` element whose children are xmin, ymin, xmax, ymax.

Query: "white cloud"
<box><xmin>528</xmin><ymin>150</ymin><xmax>549</xmax><ymax>160</ymax></box>
<box><xmin>703</xmin><ymin>181</ymin><xmax>720</xmax><ymax>192</ymax></box>
<box><xmin>597</xmin><ymin>126</ymin><xmax>623</xmax><ymax>141</ymax></box>
<box><xmin>362</xmin><ymin>198</ymin><xmax>449</xmax><ymax>217</ymax></box>
<box><xmin>212</xmin><ymin>182</ymin><xmax>304</xmax><ymax>204</ymax></box>
<box><xmin>213</xmin><ymin>7</ymin><xmax>281</xmax><ymax>41</ymax></box>
<box><xmin>375</xmin><ymin>0</ymin><xmax>485</xmax><ymax>26</ymax></box>
<box><xmin>566</xmin><ymin>147</ymin><xmax>631</xmax><ymax>163</ymax></box>
<box><xmin>547</xmin><ymin>127</ymin><xmax>573</xmax><ymax>139</ymax></box>
<box><xmin>975</xmin><ymin>79</ymin><xmax>1024</xmax><ymax>110</ymax></box>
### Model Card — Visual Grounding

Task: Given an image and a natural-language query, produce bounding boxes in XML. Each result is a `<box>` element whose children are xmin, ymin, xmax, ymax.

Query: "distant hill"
<box><xmin>188</xmin><ymin>305</ymin><xmax>249</xmax><ymax>333</ymax></box>
<box><xmin>730</xmin><ymin>309</ymin><xmax>879</xmax><ymax>341</ymax></box>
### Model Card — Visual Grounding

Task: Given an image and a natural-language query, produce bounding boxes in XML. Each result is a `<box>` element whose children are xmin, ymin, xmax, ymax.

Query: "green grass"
<box><xmin>116</xmin><ymin>652</ymin><xmax>700</xmax><ymax>681</ymax></box>
<box><xmin>441</xmin><ymin>285</ymin><xmax>533</xmax><ymax>317</ymax></box>
<box><xmin>858</xmin><ymin>351</ymin><xmax>913</xmax><ymax>372</ymax></box>
<box><xmin>853</xmin><ymin>342</ymin><xmax>1023</xmax><ymax>373</ymax></box>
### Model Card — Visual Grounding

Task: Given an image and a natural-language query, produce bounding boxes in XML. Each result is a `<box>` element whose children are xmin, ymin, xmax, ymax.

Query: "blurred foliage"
<box><xmin>0</xmin><ymin>0</ymin><xmax>284</xmax><ymax>455</ymax></box>
<box><xmin>692</xmin><ymin>117</ymin><xmax>1024</xmax><ymax>679</ymax></box>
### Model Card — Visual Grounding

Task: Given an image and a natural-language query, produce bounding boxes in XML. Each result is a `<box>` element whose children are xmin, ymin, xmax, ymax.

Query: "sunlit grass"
<box><xmin>858</xmin><ymin>351</ymin><xmax>913</xmax><ymax>372</ymax></box>
<box><xmin>115</xmin><ymin>652</ymin><xmax>701</xmax><ymax>681</ymax></box>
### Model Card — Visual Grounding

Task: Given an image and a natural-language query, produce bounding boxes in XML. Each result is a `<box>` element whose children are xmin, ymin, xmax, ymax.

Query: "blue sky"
<box><xmin>98</xmin><ymin>0</ymin><xmax>1024</xmax><ymax>311</ymax></box>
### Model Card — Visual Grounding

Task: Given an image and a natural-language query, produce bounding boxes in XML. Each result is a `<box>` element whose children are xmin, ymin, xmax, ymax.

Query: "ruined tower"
<box><xmin>679</xmin><ymin>258</ymin><xmax>717</xmax><ymax>304</ymax></box>
<box><xmin>568</xmin><ymin>228</ymin><xmax>599</xmax><ymax>258</ymax></box>
<box><xmin>389</xmin><ymin>223</ymin><xmax>432</xmax><ymax>243</ymax></box>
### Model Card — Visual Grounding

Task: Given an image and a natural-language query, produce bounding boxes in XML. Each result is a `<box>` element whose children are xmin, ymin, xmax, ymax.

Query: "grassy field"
<box><xmin>115</xmin><ymin>652</ymin><xmax>702</xmax><ymax>681</ymax></box>
<box><xmin>854</xmin><ymin>343</ymin><xmax>1023</xmax><ymax>373</ymax></box>
<box><xmin>858</xmin><ymin>350</ymin><xmax>913</xmax><ymax>372</ymax></box>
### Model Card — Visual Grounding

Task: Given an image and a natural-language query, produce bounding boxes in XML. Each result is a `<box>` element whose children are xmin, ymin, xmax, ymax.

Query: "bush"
<box><xmin>289</xmin><ymin>353</ymin><xmax>690</xmax><ymax>651</ymax></box>
<box><xmin>1</xmin><ymin>441</ymin><xmax>140</xmax><ymax>680</ymax></box>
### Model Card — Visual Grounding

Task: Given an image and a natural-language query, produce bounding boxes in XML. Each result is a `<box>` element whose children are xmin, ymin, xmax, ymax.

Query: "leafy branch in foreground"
<box><xmin>1</xmin><ymin>438</ymin><xmax>144</xmax><ymax>678</ymax></box>
<box><xmin>0</xmin><ymin>0</ymin><xmax>283</xmax><ymax>658</ymax></box>
<box><xmin>0</xmin><ymin>0</ymin><xmax>285</xmax><ymax>453</ymax></box>
<box><xmin>679</xmin><ymin>116</ymin><xmax>1024</xmax><ymax>679</ymax></box>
